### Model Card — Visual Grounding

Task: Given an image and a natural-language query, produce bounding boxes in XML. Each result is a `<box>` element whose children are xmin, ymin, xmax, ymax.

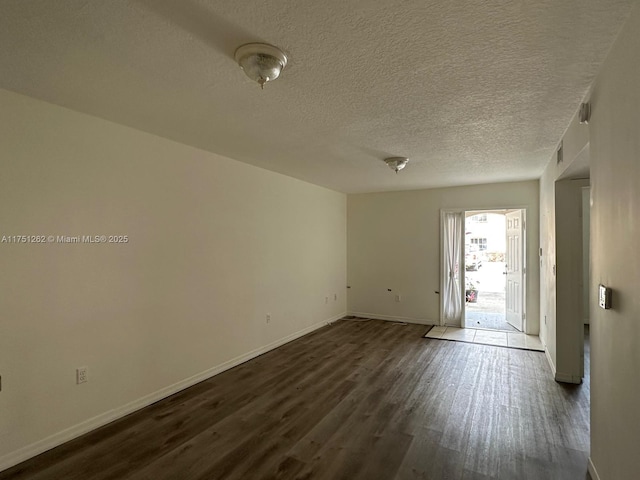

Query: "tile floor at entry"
<box><xmin>425</xmin><ymin>326</ymin><xmax>544</xmax><ymax>351</ymax></box>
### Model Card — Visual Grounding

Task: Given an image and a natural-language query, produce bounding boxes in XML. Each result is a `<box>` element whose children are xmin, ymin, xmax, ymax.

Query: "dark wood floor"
<box><xmin>1</xmin><ymin>320</ymin><xmax>590</xmax><ymax>480</ymax></box>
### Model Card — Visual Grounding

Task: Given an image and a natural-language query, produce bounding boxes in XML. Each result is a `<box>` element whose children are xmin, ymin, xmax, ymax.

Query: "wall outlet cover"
<box><xmin>76</xmin><ymin>367</ymin><xmax>88</xmax><ymax>384</ymax></box>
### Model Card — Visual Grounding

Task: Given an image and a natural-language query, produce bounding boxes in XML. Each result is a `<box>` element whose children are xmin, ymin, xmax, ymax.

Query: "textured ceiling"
<box><xmin>0</xmin><ymin>0</ymin><xmax>634</xmax><ymax>193</ymax></box>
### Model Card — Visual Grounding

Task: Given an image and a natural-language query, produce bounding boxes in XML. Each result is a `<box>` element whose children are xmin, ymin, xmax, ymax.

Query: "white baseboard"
<box><xmin>348</xmin><ymin>311</ymin><xmax>436</xmax><ymax>326</ymax></box>
<box><xmin>0</xmin><ymin>313</ymin><xmax>343</xmax><ymax>473</ymax></box>
<box><xmin>588</xmin><ymin>457</ymin><xmax>601</xmax><ymax>480</ymax></box>
<box><xmin>554</xmin><ymin>371</ymin><xmax>582</xmax><ymax>384</ymax></box>
<box><xmin>544</xmin><ymin>345</ymin><xmax>557</xmax><ymax>376</ymax></box>
<box><xmin>544</xmin><ymin>345</ymin><xmax>582</xmax><ymax>384</ymax></box>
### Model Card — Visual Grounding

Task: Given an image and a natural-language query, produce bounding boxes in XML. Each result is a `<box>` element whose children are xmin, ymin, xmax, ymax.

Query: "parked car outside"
<box><xmin>465</xmin><ymin>245</ymin><xmax>483</xmax><ymax>271</ymax></box>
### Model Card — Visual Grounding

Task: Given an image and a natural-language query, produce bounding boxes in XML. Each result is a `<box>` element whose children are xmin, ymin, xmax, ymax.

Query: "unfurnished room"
<box><xmin>1</xmin><ymin>1</ymin><xmax>639</xmax><ymax>479</ymax></box>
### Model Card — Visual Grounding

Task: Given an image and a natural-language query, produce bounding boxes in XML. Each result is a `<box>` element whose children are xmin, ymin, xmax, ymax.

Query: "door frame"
<box><xmin>441</xmin><ymin>206</ymin><xmax>529</xmax><ymax>331</ymax></box>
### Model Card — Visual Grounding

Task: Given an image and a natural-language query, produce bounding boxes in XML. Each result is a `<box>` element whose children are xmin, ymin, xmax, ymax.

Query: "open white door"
<box><xmin>505</xmin><ymin>210</ymin><xmax>525</xmax><ymax>331</ymax></box>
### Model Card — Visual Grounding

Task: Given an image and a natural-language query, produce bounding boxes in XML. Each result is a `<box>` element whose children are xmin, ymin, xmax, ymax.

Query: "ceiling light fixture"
<box><xmin>234</xmin><ymin>43</ymin><xmax>288</xmax><ymax>89</ymax></box>
<box><xmin>384</xmin><ymin>157</ymin><xmax>409</xmax><ymax>173</ymax></box>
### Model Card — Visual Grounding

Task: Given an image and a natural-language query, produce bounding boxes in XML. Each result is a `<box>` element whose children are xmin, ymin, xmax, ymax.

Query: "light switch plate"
<box><xmin>599</xmin><ymin>284</ymin><xmax>612</xmax><ymax>309</ymax></box>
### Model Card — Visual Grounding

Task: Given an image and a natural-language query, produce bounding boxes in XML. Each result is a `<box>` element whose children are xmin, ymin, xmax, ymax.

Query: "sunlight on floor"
<box><xmin>425</xmin><ymin>326</ymin><xmax>544</xmax><ymax>351</ymax></box>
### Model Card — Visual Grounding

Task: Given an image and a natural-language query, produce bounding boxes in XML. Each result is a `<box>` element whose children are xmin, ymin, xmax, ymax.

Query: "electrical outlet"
<box><xmin>325</xmin><ymin>296</ymin><xmax>329</xmax><ymax>304</ymax></box>
<box><xmin>76</xmin><ymin>367</ymin><xmax>88</xmax><ymax>384</ymax></box>
<box><xmin>395</xmin><ymin>294</ymin><xmax>401</xmax><ymax>302</ymax></box>
<box><xmin>266</xmin><ymin>313</ymin><xmax>271</xmax><ymax>323</ymax></box>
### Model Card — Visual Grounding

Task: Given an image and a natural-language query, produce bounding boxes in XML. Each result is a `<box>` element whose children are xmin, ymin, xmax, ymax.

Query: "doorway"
<box><xmin>464</xmin><ymin>209</ymin><xmax>526</xmax><ymax>332</ymax></box>
<box><xmin>581</xmin><ymin>186</ymin><xmax>590</xmax><ymax>380</ymax></box>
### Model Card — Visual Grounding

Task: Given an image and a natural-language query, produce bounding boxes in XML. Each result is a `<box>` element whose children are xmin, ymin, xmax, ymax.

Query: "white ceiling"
<box><xmin>0</xmin><ymin>0</ymin><xmax>633</xmax><ymax>193</ymax></box>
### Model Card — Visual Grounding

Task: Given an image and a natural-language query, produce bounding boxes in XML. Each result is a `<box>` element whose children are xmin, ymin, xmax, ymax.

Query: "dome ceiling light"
<box><xmin>384</xmin><ymin>157</ymin><xmax>409</xmax><ymax>173</ymax></box>
<box><xmin>234</xmin><ymin>43</ymin><xmax>288</xmax><ymax>90</ymax></box>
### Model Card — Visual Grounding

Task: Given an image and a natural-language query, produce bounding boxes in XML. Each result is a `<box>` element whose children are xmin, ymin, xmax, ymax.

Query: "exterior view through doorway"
<box><xmin>463</xmin><ymin>209</ymin><xmax>526</xmax><ymax>333</ymax></box>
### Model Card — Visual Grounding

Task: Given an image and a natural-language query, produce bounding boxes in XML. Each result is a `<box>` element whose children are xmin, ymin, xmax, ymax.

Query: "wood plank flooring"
<box><xmin>0</xmin><ymin>320</ymin><xmax>590</xmax><ymax>480</ymax></box>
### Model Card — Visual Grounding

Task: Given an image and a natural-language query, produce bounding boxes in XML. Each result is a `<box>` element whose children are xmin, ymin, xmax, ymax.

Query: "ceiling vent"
<box><xmin>579</xmin><ymin>102</ymin><xmax>591</xmax><ymax>124</ymax></box>
<box><xmin>556</xmin><ymin>141</ymin><xmax>563</xmax><ymax>165</ymax></box>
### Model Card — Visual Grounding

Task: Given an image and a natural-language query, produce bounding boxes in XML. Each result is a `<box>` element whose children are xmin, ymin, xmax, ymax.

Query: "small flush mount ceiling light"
<box><xmin>234</xmin><ymin>43</ymin><xmax>288</xmax><ymax>89</ymax></box>
<box><xmin>384</xmin><ymin>157</ymin><xmax>409</xmax><ymax>173</ymax></box>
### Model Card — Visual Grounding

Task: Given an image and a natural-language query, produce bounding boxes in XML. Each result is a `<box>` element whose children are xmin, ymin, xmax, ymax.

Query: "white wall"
<box><xmin>582</xmin><ymin>187</ymin><xmax>590</xmax><ymax>325</ymax></box>
<box><xmin>555</xmin><ymin>178</ymin><xmax>589</xmax><ymax>383</ymax></box>
<box><xmin>539</xmin><ymin>110</ymin><xmax>590</xmax><ymax>382</ymax></box>
<box><xmin>539</xmin><ymin>5</ymin><xmax>640</xmax><ymax>478</ymax></box>
<box><xmin>0</xmin><ymin>89</ymin><xmax>347</xmax><ymax>469</ymax></box>
<box><xmin>539</xmin><ymin>162</ymin><xmax>554</xmax><ymax>359</ymax></box>
<box><xmin>587</xmin><ymin>5</ymin><xmax>640</xmax><ymax>478</ymax></box>
<box><xmin>347</xmin><ymin>181</ymin><xmax>539</xmax><ymax>333</ymax></box>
